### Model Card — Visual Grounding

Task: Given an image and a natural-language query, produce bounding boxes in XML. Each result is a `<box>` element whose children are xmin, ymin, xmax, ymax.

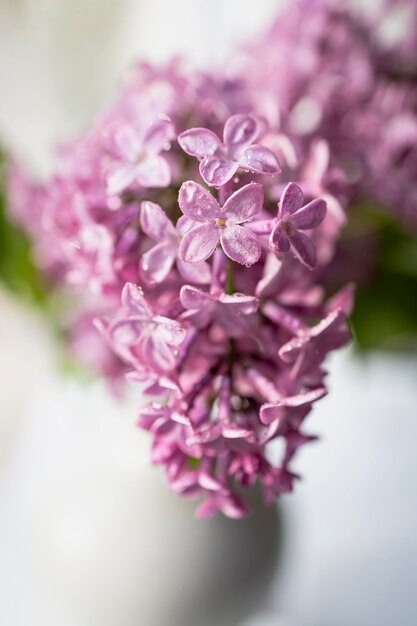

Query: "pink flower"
<box><xmin>97</xmin><ymin>283</ymin><xmax>186</xmax><ymax>372</ymax></box>
<box><xmin>269</xmin><ymin>182</ymin><xmax>326</xmax><ymax>269</ymax></box>
<box><xmin>178</xmin><ymin>181</ymin><xmax>263</xmax><ymax>265</ymax></box>
<box><xmin>140</xmin><ymin>201</ymin><xmax>211</xmax><ymax>284</ymax></box>
<box><xmin>260</xmin><ymin>387</ymin><xmax>327</xmax><ymax>427</ymax></box>
<box><xmin>196</xmin><ymin>491</ymin><xmax>247</xmax><ymax>520</ymax></box>
<box><xmin>178</xmin><ymin>114</ymin><xmax>280</xmax><ymax>186</ymax></box>
<box><xmin>65</xmin><ymin>224</ymin><xmax>116</xmax><ymax>295</ymax></box>
<box><xmin>279</xmin><ymin>308</ymin><xmax>350</xmax><ymax>374</ymax></box>
<box><xmin>106</xmin><ymin>119</ymin><xmax>174</xmax><ymax>195</ymax></box>
<box><xmin>180</xmin><ymin>285</ymin><xmax>258</xmax><ymax>337</ymax></box>
<box><xmin>6</xmin><ymin>55</ymin><xmax>354</xmax><ymax>519</ymax></box>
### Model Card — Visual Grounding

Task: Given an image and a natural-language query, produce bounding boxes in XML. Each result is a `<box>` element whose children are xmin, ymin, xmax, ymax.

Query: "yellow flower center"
<box><xmin>215</xmin><ymin>217</ymin><xmax>227</xmax><ymax>228</ymax></box>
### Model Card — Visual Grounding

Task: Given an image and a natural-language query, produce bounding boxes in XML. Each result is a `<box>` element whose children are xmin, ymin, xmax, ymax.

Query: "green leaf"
<box><xmin>0</xmin><ymin>156</ymin><xmax>50</xmax><ymax>305</ymax></box>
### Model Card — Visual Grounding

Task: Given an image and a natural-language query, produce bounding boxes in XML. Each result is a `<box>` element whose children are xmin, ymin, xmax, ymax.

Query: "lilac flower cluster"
<box><xmin>237</xmin><ymin>0</ymin><xmax>417</xmax><ymax>228</ymax></box>
<box><xmin>7</xmin><ymin>59</ymin><xmax>353</xmax><ymax>514</ymax></box>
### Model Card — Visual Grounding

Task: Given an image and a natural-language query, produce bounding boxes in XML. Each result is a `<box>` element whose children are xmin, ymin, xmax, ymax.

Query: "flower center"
<box><xmin>215</xmin><ymin>217</ymin><xmax>227</xmax><ymax>228</ymax></box>
<box><xmin>281</xmin><ymin>219</ymin><xmax>295</xmax><ymax>236</ymax></box>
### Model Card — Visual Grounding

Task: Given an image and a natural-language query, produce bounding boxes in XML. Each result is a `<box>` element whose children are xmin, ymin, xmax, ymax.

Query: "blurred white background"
<box><xmin>0</xmin><ymin>1</ymin><xmax>416</xmax><ymax>625</ymax></box>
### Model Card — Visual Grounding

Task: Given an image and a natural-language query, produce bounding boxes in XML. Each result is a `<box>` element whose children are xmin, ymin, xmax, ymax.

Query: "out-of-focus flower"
<box><xmin>97</xmin><ymin>282</ymin><xmax>186</xmax><ymax>372</ymax></box>
<box><xmin>106</xmin><ymin>119</ymin><xmax>174</xmax><ymax>195</ymax></box>
<box><xmin>139</xmin><ymin>201</ymin><xmax>210</xmax><ymax>284</ymax></box>
<box><xmin>269</xmin><ymin>182</ymin><xmax>326</xmax><ymax>269</ymax></box>
<box><xmin>180</xmin><ymin>285</ymin><xmax>258</xmax><ymax>337</ymax></box>
<box><xmin>279</xmin><ymin>308</ymin><xmax>351</xmax><ymax>374</ymax></box>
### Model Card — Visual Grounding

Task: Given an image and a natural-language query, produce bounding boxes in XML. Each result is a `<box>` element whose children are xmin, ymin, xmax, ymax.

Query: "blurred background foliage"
<box><xmin>342</xmin><ymin>204</ymin><xmax>417</xmax><ymax>351</ymax></box>
<box><xmin>0</xmin><ymin>152</ymin><xmax>49</xmax><ymax>305</ymax></box>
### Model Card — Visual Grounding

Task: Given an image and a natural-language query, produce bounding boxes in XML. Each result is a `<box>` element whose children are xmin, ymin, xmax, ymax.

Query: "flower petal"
<box><xmin>141</xmin><ymin>333</ymin><xmax>176</xmax><ymax>371</ymax></box>
<box><xmin>215</xmin><ymin>309</ymin><xmax>249</xmax><ymax>338</ymax></box>
<box><xmin>179</xmin><ymin>223</ymin><xmax>219</xmax><ymax>263</ymax></box>
<box><xmin>178</xmin><ymin>181</ymin><xmax>220</xmax><ymax>221</ymax></box>
<box><xmin>199</xmin><ymin>156</ymin><xmax>238</xmax><ymax>187</ymax></box>
<box><xmin>196</xmin><ymin>492</ymin><xmax>247</xmax><ymax>520</ymax></box>
<box><xmin>155</xmin><ymin>316</ymin><xmax>187</xmax><ymax>346</ymax></box>
<box><xmin>140</xmin><ymin>241</ymin><xmax>176</xmax><ymax>284</ymax></box>
<box><xmin>269</xmin><ymin>224</ymin><xmax>290</xmax><ymax>253</ymax></box>
<box><xmin>223</xmin><ymin>182</ymin><xmax>264</xmax><ymax>223</ymax></box>
<box><xmin>114</xmin><ymin>125</ymin><xmax>140</xmax><ymax>161</ymax></box>
<box><xmin>108</xmin><ymin>317</ymin><xmax>144</xmax><ymax>346</ymax></box>
<box><xmin>303</xmin><ymin>139</ymin><xmax>330</xmax><ymax>185</ymax></box>
<box><xmin>121</xmin><ymin>283</ymin><xmax>151</xmax><ymax>317</ymax></box>
<box><xmin>239</xmin><ymin>144</ymin><xmax>280</xmax><ymax>176</ymax></box>
<box><xmin>223</xmin><ymin>114</ymin><xmax>259</xmax><ymax>150</ymax></box>
<box><xmin>140</xmin><ymin>201</ymin><xmax>176</xmax><ymax>241</ymax></box>
<box><xmin>177</xmin><ymin>258</ymin><xmax>211</xmax><ymax>284</ymax></box>
<box><xmin>218</xmin><ymin>293</ymin><xmax>258</xmax><ymax>315</ymax></box>
<box><xmin>107</xmin><ymin>163</ymin><xmax>136</xmax><ymax>195</ymax></box>
<box><xmin>281</xmin><ymin>387</ymin><xmax>327</xmax><ymax>407</ymax></box>
<box><xmin>220</xmin><ymin>225</ymin><xmax>261</xmax><ymax>266</ymax></box>
<box><xmin>279</xmin><ymin>182</ymin><xmax>304</xmax><ymax>218</ymax></box>
<box><xmin>310</xmin><ymin>309</ymin><xmax>351</xmax><ymax>349</ymax></box>
<box><xmin>326</xmin><ymin>283</ymin><xmax>355</xmax><ymax>316</ymax></box>
<box><xmin>143</xmin><ymin>119</ymin><xmax>175</xmax><ymax>154</ymax></box>
<box><xmin>178</xmin><ymin>127</ymin><xmax>221</xmax><ymax>157</ymax></box>
<box><xmin>292</xmin><ymin>198</ymin><xmax>327</xmax><ymax>230</ymax></box>
<box><xmin>135</xmin><ymin>156</ymin><xmax>171</xmax><ymax>188</ymax></box>
<box><xmin>176</xmin><ymin>215</ymin><xmax>201</xmax><ymax>235</ymax></box>
<box><xmin>288</xmin><ymin>231</ymin><xmax>317</xmax><ymax>269</ymax></box>
<box><xmin>180</xmin><ymin>285</ymin><xmax>213</xmax><ymax>310</ymax></box>
<box><xmin>259</xmin><ymin>403</ymin><xmax>285</xmax><ymax>426</ymax></box>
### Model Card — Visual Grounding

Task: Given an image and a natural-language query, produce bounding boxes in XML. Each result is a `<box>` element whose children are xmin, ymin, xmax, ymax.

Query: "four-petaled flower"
<box><xmin>178</xmin><ymin>181</ymin><xmax>263</xmax><ymax>265</ymax></box>
<box><xmin>269</xmin><ymin>182</ymin><xmax>326</xmax><ymax>269</ymax></box>
<box><xmin>106</xmin><ymin>118</ymin><xmax>174</xmax><ymax>195</ymax></box>
<box><xmin>178</xmin><ymin>114</ymin><xmax>280</xmax><ymax>187</ymax></box>
<box><xmin>96</xmin><ymin>282</ymin><xmax>186</xmax><ymax>372</ymax></box>
<box><xmin>180</xmin><ymin>285</ymin><xmax>258</xmax><ymax>337</ymax></box>
<box><xmin>140</xmin><ymin>201</ymin><xmax>211</xmax><ymax>284</ymax></box>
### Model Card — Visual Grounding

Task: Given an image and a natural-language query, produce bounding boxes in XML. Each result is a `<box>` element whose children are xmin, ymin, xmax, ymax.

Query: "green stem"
<box><xmin>226</xmin><ymin>259</ymin><xmax>234</xmax><ymax>295</ymax></box>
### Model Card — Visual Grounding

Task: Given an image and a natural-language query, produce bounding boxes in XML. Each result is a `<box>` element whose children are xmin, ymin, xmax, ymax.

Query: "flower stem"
<box><xmin>226</xmin><ymin>259</ymin><xmax>234</xmax><ymax>295</ymax></box>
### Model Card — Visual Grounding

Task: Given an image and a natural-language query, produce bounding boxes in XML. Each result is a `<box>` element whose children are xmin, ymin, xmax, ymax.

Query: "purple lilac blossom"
<box><xmin>178</xmin><ymin>114</ymin><xmax>280</xmax><ymax>187</ymax></box>
<box><xmin>269</xmin><ymin>182</ymin><xmax>326</xmax><ymax>269</ymax></box>
<box><xmin>178</xmin><ymin>181</ymin><xmax>263</xmax><ymax>266</ymax></box>
<box><xmin>6</xmin><ymin>51</ymin><xmax>351</xmax><ymax>518</ymax></box>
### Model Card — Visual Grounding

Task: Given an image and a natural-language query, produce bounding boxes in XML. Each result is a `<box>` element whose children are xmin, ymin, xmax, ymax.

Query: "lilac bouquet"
<box><xmin>8</xmin><ymin>0</ymin><xmax>415</xmax><ymax>517</ymax></box>
<box><xmin>6</xmin><ymin>58</ymin><xmax>353</xmax><ymax>517</ymax></box>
